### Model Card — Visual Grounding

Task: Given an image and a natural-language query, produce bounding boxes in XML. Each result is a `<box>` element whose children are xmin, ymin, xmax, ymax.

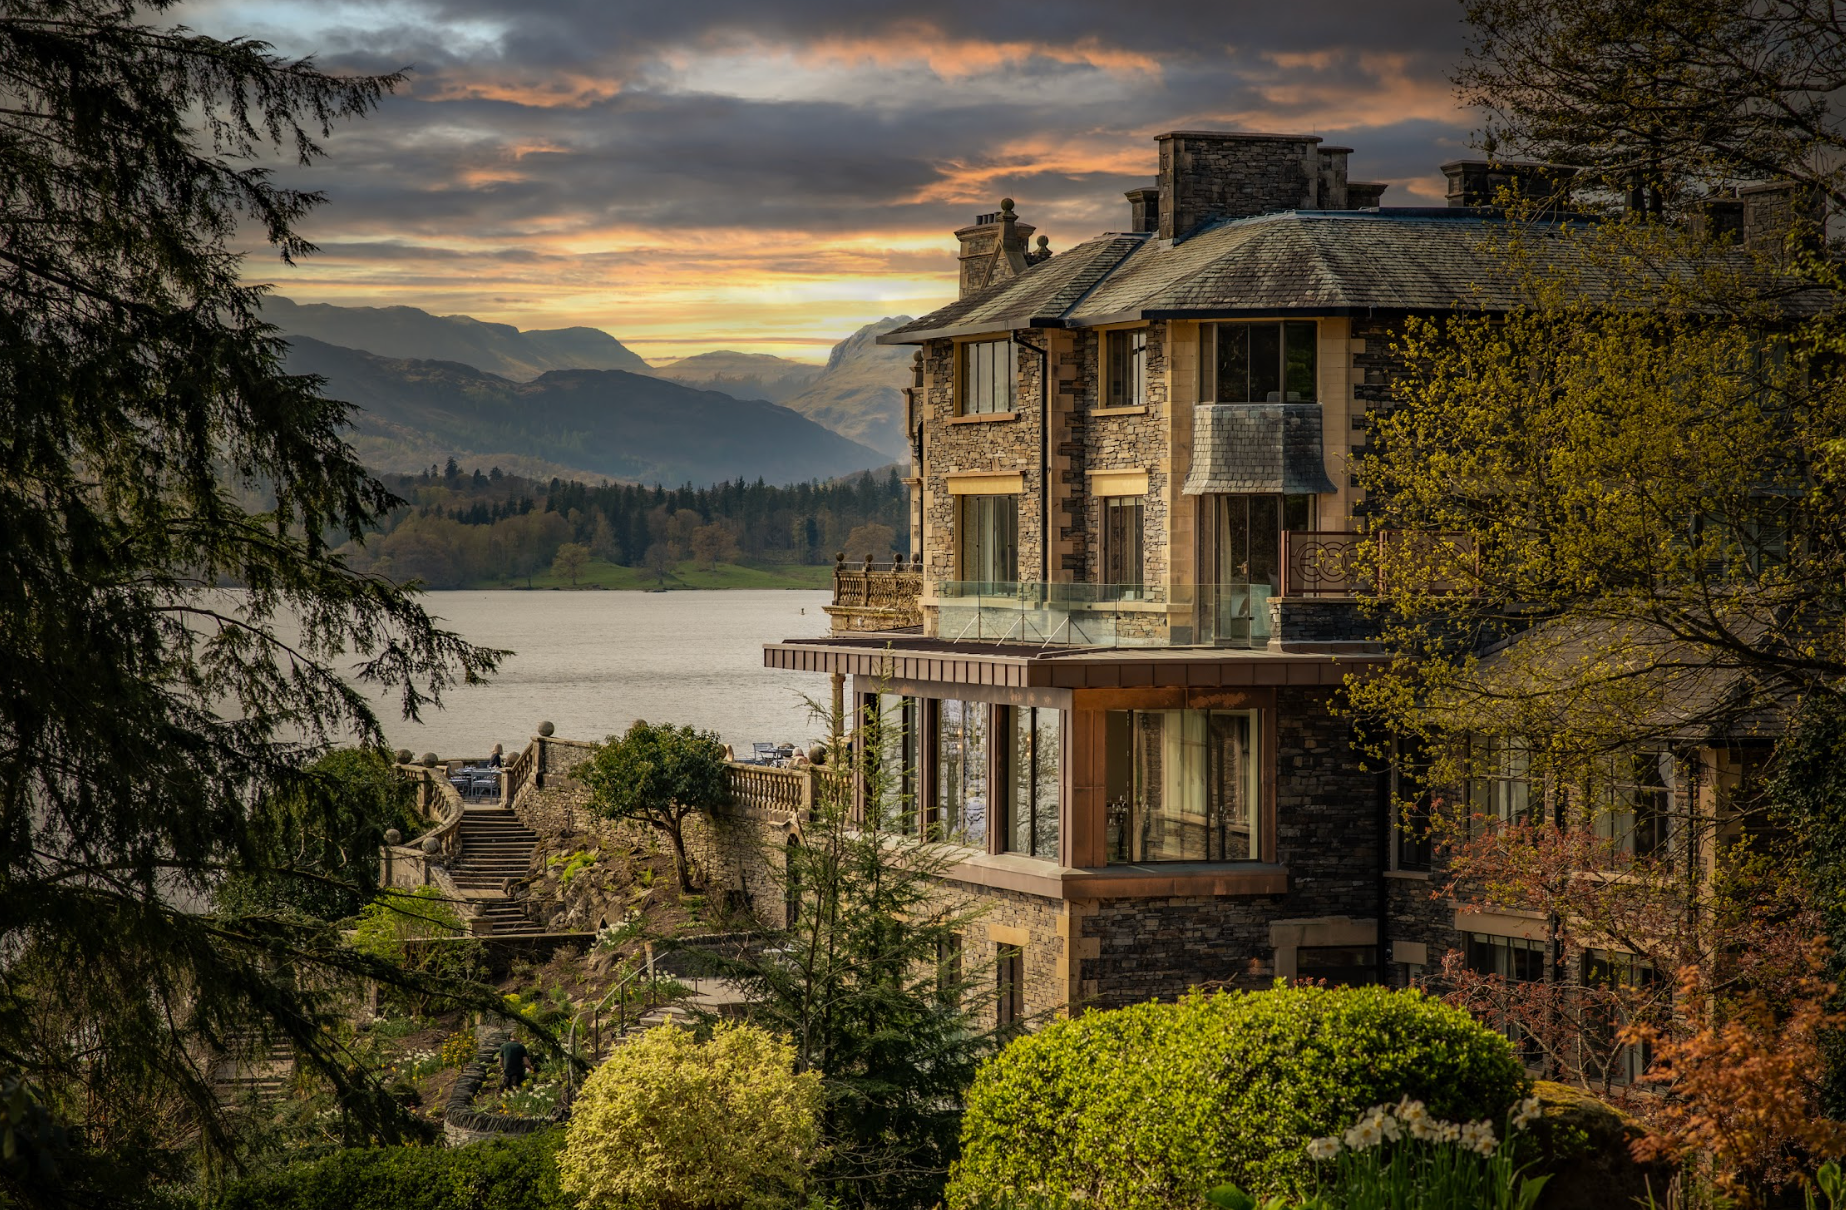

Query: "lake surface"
<box><xmin>373</xmin><ymin>590</ymin><xmax>833</xmax><ymax>758</ymax></box>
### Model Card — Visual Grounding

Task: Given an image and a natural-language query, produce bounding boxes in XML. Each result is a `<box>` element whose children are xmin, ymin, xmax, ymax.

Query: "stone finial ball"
<box><xmin>419</xmin><ymin>752</ymin><xmax>439</xmax><ymax>767</ymax></box>
<box><xmin>1000</xmin><ymin>197</ymin><xmax>1015</xmax><ymax>212</ymax></box>
<box><xmin>421</xmin><ymin>836</ymin><xmax>440</xmax><ymax>854</ymax></box>
<box><xmin>395</xmin><ymin>748</ymin><xmax>413</xmax><ymax>765</ymax></box>
<box><xmin>537</xmin><ymin>721</ymin><xmax>555</xmax><ymax>737</ymax></box>
<box><xmin>1037</xmin><ymin>235</ymin><xmax>1050</xmax><ymax>247</ymax></box>
<box><xmin>807</xmin><ymin>744</ymin><xmax>827</xmax><ymax>766</ymax></box>
<box><xmin>384</xmin><ymin>828</ymin><xmax>402</xmax><ymax>846</ymax></box>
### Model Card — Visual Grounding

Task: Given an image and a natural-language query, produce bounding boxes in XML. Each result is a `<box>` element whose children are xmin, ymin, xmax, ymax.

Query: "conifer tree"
<box><xmin>0</xmin><ymin>0</ymin><xmax>504</xmax><ymax>1195</ymax></box>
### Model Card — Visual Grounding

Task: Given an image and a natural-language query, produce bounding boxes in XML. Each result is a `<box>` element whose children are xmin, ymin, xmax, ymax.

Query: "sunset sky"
<box><xmin>183</xmin><ymin>1</ymin><xmax>1478</xmax><ymax>362</ymax></box>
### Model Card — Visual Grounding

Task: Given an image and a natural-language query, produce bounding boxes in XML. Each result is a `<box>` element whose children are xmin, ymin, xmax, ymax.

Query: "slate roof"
<box><xmin>879</xmin><ymin>207</ymin><xmax>1831</xmax><ymax>344</ymax></box>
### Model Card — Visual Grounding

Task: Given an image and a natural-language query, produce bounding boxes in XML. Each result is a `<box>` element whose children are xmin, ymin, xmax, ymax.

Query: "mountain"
<box><xmin>651</xmin><ymin>351</ymin><xmax>823</xmax><ymax>404</ymax></box>
<box><xmin>263</xmin><ymin>296</ymin><xmax>651</xmax><ymax>380</ymax></box>
<box><xmin>778</xmin><ymin>317</ymin><xmax>915</xmax><ymax>459</ymax></box>
<box><xmin>285</xmin><ymin>336</ymin><xmax>890</xmax><ymax>486</ymax></box>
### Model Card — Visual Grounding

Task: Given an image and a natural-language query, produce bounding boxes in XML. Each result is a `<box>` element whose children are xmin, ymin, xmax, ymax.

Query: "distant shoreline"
<box><xmin>438</xmin><ymin>558</ymin><xmax>834</xmax><ymax>593</ymax></box>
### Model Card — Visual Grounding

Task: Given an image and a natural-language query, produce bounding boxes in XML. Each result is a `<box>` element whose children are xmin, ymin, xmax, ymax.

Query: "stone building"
<box><xmin>751</xmin><ymin>130</ymin><xmax>1792</xmax><ymax>1025</ymax></box>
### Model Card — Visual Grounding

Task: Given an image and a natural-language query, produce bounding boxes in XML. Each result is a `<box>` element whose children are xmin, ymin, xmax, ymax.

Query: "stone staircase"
<box><xmin>450</xmin><ymin>805</ymin><xmax>544</xmax><ymax>936</ymax></box>
<box><xmin>211</xmin><ymin>1035</ymin><xmax>295</xmax><ymax>1103</ymax></box>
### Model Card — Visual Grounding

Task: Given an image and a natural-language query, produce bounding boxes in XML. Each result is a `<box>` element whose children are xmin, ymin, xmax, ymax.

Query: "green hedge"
<box><xmin>214</xmin><ymin>1130</ymin><xmax>568</xmax><ymax>1210</ymax></box>
<box><xmin>948</xmin><ymin>985</ymin><xmax>1528</xmax><ymax>1210</ymax></box>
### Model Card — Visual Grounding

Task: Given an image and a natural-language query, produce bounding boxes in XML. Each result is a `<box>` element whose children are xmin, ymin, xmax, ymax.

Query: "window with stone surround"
<box><xmin>1296</xmin><ymin>945</ymin><xmax>1379</xmax><ymax>986</ymax></box>
<box><xmin>1467</xmin><ymin>735</ymin><xmax>1539</xmax><ymax>828</ymax></box>
<box><xmin>1104</xmin><ymin>327</ymin><xmax>1147</xmax><ymax>407</ymax></box>
<box><xmin>1585</xmin><ymin>749</ymin><xmax>1673</xmax><ymax>863</ymax></box>
<box><xmin>1103</xmin><ymin>708</ymin><xmax>1261</xmax><ymax>863</ymax></box>
<box><xmin>1101</xmin><ymin>496</ymin><xmax>1144</xmax><ymax>596</ymax></box>
<box><xmin>1392</xmin><ymin>734</ymin><xmax>1434</xmax><ymax>872</ymax></box>
<box><xmin>958</xmin><ymin>493</ymin><xmax>1018</xmax><ymax>584</ymax></box>
<box><xmin>1200</xmin><ymin>321</ymin><xmax>1317</xmax><ymax>403</ymax></box>
<box><xmin>1003</xmin><ymin>705</ymin><xmax>1061</xmax><ymax>862</ymax></box>
<box><xmin>934</xmin><ymin>698</ymin><xmax>989</xmax><ymax>847</ymax></box>
<box><xmin>959</xmin><ymin>337</ymin><xmax>1015</xmax><ymax>414</ymax></box>
<box><xmin>996</xmin><ymin>944</ymin><xmax>1025</xmax><ymax>1031</ymax></box>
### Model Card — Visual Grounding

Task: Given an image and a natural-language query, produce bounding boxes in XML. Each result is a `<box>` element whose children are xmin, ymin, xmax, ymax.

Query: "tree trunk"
<box><xmin>664</xmin><ymin>815</ymin><xmax>695</xmax><ymax>892</ymax></box>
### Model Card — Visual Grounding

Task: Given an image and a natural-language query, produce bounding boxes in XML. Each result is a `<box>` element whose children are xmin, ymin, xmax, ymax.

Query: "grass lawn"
<box><xmin>483</xmin><ymin>559</ymin><xmax>832</xmax><ymax>591</ymax></box>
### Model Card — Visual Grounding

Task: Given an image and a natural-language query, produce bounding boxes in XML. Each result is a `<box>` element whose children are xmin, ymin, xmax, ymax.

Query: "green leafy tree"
<box><xmin>686</xmin><ymin>703</ymin><xmax>995</xmax><ymax>1210</ymax></box>
<box><xmin>557</xmin><ymin>1022</ymin><xmax>823</xmax><ymax>1210</ymax></box>
<box><xmin>0</xmin><ymin>0</ymin><xmax>509</xmax><ymax>1194</ymax></box>
<box><xmin>582</xmin><ymin>721</ymin><xmax>728</xmax><ymax>892</ymax></box>
<box><xmin>549</xmin><ymin>541</ymin><xmax>590</xmax><ymax>586</ymax></box>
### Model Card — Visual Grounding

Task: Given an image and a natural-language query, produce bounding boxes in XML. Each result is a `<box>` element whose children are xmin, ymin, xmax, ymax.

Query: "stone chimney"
<box><xmin>1156</xmin><ymin>131</ymin><xmax>1326</xmax><ymax>240</ymax></box>
<box><xmin>1347</xmin><ymin>182</ymin><xmax>1389</xmax><ymax>208</ymax></box>
<box><xmin>1317</xmin><ymin>147</ymin><xmax>1352</xmax><ymax>210</ymax></box>
<box><xmin>1125</xmin><ymin>187</ymin><xmax>1161</xmax><ymax>234</ymax></box>
<box><xmin>955</xmin><ymin>199</ymin><xmax>1036</xmax><ymax>299</ymax></box>
<box><xmin>1740</xmin><ymin>181</ymin><xmax>1824</xmax><ymax>256</ymax></box>
<box><xmin>1440</xmin><ymin>159</ymin><xmax>1574</xmax><ymax>208</ymax></box>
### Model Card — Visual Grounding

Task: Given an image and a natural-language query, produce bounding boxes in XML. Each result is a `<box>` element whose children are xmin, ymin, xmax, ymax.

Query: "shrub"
<box><xmin>557</xmin><ymin>1021</ymin><xmax>823</xmax><ymax>1210</ymax></box>
<box><xmin>213</xmin><ymin>1129</ymin><xmax>567</xmax><ymax>1210</ymax></box>
<box><xmin>948</xmin><ymin>985</ymin><xmax>1528</xmax><ymax>1210</ymax></box>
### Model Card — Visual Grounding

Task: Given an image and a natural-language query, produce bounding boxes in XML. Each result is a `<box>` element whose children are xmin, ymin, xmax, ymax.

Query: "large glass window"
<box><xmin>1393</xmin><ymin>735</ymin><xmax>1434</xmax><ymax>872</ymax></box>
<box><xmin>1589</xmin><ymin>750</ymin><xmax>1672</xmax><ymax>861</ymax></box>
<box><xmin>935</xmin><ymin>699</ymin><xmax>989</xmax><ymax>847</ymax></box>
<box><xmin>1469</xmin><ymin>736</ymin><xmax>1537</xmax><ymax>827</ymax></box>
<box><xmin>1101</xmin><ymin>496</ymin><xmax>1144</xmax><ymax>597</ymax></box>
<box><xmin>959</xmin><ymin>494</ymin><xmax>1019</xmax><ymax>585</ymax></box>
<box><xmin>1198</xmin><ymin>494</ymin><xmax>1313</xmax><ymax>644</ymax></box>
<box><xmin>1202</xmin><ymin>321</ymin><xmax>1317</xmax><ymax>403</ymax></box>
<box><xmin>871</xmin><ymin>694</ymin><xmax>921</xmax><ymax>834</ymax></box>
<box><xmin>1581</xmin><ymin>950</ymin><xmax>1659</xmax><ymax>1084</ymax></box>
<box><xmin>1103</xmin><ymin>709</ymin><xmax>1260</xmax><ymax>863</ymax></box>
<box><xmin>960</xmin><ymin>338</ymin><xmax>1014</xmax><ymax>415</ymax></box>
<box><xmin>1005</xmin><ymin>706</ymin><xmax>1061</xmax><ymax>861</ymax></box>
<box><xmin>1105</xmin><ymin>328</ymin><xmax>1147</xmax><ymax>407</ymax></box>
<box><xmin>1467</xmin><ymin>932</ymin><xmax>1546</xmax><ymax>1062</ymax></box>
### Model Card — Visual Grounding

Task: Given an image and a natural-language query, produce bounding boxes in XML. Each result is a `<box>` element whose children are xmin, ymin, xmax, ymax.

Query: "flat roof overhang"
<box><xmin>763</xmin><ymin>636</ymin><xmax>1383</xmax><ymax>689</ymax></box>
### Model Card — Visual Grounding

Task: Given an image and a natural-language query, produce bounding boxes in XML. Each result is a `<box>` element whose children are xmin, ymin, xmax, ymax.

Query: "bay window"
<box><xmin>1104</xmin><ymin>708</ymin><xmax>1261</xmax><ymax>863</ymax></box>
<box><xmin>1200</xmin><ymin>321</ymin><xmax>1317</xmax><ymax>403</ymax></box>
<box><xmin>1005</xmin><ymin>706</ymin><xmax>1061</xmax><ymax>861</ymax></box>
<box><xmin>935</xmin><ymin>698</ymin><xmax>989</xmax><ymax>846</ymax></box>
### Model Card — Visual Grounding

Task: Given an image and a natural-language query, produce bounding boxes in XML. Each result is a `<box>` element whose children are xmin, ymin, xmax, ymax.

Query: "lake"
<box><xmin>371</xmin><ymin>590</ymin><xmax>833</xmax><ymax>758</ymax></box>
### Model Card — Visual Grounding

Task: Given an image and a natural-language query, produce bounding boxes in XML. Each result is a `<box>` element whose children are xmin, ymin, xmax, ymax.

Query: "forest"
<box><xmin>333</xmin><ymin>460</ymin><xmax>910</xmax><ymax>589</ymax></box>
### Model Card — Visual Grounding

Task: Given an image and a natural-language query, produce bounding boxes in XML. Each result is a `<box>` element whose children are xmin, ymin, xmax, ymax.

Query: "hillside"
<box><xmin>263</xmin><ymin>296</ymin><xmax>651</xmax><ymax>380</ymax></box>
<box><xmin>285</xmin><ymin>337</ymin><xmax>890</xmax><ymax>486</ymax></box>
<box><xmin>651</xmin><ymin>350</ymin><xmax>822</xmax><ymax>403</ymax></box>
<box><xmin>778</xmin><ymin>317</ymin><xmax>915</xmax><ymax>459</ymax></box>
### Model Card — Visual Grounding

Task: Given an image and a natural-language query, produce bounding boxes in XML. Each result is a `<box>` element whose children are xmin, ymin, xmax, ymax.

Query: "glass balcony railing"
<box><xmin>932</xmin><ymin>581</ymin><xmax>1276</xmax><ymax>648</ymax></box>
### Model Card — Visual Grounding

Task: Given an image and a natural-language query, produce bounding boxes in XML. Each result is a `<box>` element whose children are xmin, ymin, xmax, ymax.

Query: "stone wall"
<box><xmin>919</xmin><ymin>332</ymin><xmax>1049</xmax><ymax>585</ymax></box>
<box><xmin>1079</xmin><ymin>322</ymin><xmax>1172</xmax><ymax>590</ymax></box>
<box><xmin>1268</xmin><ymin>597</ymin><xmax>1380</xmax><ymax>644</ymax></box>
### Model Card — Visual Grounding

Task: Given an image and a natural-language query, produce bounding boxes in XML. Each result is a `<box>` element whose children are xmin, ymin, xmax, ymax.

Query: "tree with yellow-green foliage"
<box><xmin>557</xmin><ymin>1021</ymin><xmax>823</xmax><ymax>1210</ymax></box>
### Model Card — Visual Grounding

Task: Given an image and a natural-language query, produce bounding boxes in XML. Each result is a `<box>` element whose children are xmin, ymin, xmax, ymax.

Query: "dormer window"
<box><xmin>959</xmin><ymin>338</ymin><xmax>1014</xmax><ymax>415</ymax></box>
<box><xmin>1201</xmin><ymin>321</ymin><xmax>1317</xmax><ymax>403</ymax></box>
<box><xmin>1105</xmin><ymin>328</ymin><xmax>1147</xmax><ymax>407</ymax></box>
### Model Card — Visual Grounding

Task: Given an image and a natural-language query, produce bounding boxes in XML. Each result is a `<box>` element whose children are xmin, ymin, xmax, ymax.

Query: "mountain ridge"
<box><xmin>285</xmin><ymin>336</ymin><xmax>889</xmax><ymax>487</ymax></box>
<box><xmin>263</xmin><ymin>295</ymin><xmax>652</xmax><ymax>380</ymax></box>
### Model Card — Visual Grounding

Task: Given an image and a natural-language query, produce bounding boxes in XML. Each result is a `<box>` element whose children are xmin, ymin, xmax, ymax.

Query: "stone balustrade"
<box><xmin>826</xmin><ymin>552</ymin><xmax>923</xmax><ymax>633</ymax></box>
